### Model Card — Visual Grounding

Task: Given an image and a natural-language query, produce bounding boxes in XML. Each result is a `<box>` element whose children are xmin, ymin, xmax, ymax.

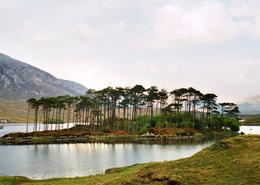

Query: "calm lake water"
<box><xmin>0</xmin><ymin>124</ymin><xmax>259</xmax><ymax>179</ymax></box>
<box><xmin>240</xmin><ymin>125</ymin><xmax>260</xmax><ymax>134</ymax></box>
<box><xmin>0</xmin><ymin>142</ymin><xmax>212</xmax><ymax>179</ymax></box>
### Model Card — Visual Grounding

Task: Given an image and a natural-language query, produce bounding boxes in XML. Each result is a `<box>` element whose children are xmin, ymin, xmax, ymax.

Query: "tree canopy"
<box><xmin>26</xmin><ymin>85</ymin><xmax>240</xmax><ymax>133</ymax></box>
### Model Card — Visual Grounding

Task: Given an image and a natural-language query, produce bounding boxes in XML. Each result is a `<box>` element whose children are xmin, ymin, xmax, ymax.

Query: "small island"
<box><xmin>1</xmin><ymin>86</ymin><xmax>240</xmax><ymax>144</ymax></box>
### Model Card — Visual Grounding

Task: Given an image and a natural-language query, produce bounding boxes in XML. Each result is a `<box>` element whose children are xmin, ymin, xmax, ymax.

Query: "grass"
<box><xmin>1</xmin><ymin>134</ymin><xmax>260</xmax><ymax>185</ymax></box>
<box><xmin>0</xmin><ymin>177</ymin><xmax>28</xmax><ymax>185</ymax></box>
<box><xmin>241</xmin><ymin>114</ymin><xmax>260</xmax><ymax>126</ymax></box>
<box><xmin>0</xmin><ymin>99</ymin><xmax>30</xmax><ymax>123</ymax></box>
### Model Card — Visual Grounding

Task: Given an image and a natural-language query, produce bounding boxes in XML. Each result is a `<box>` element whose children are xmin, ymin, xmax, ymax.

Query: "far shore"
<box><xmin>241</xmin><ymin>123</ymin><xmax>260</xmax><ymax>126</ymax></box>
<box><xmin>0</xmin><ymin>128</ymin><xmax>237</xmax><ymax>145</ymax></box>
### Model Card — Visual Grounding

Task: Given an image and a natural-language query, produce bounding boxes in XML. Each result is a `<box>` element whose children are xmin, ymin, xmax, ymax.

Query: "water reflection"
<box><xmin>1</xmin><ymin>124</ymin><xmax>259</xmax><ymax>179</ymax></box>
<box><xmin>0</xmin><ymin>142</ymin><xmax>212</xmax><ymax>179</ymax></box>
<box><xmin>239</xmin><ymin>126</ymin><xmax>260</xmax><ymax>134</ymax></box>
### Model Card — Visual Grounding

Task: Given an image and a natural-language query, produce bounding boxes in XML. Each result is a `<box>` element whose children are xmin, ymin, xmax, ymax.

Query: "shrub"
<box><xmin>179</xmin><ymin>120</ymin><xmax>194</xmax><ymax>128</ymax></box>
<box><xmin>139</xmin><ymin>127</ymin><xmax>149</xmax><ymax>134</ymax></box>
<box><xmin>149</xmin><ymin>119</ymin><xmax>157</xmax><ymax>127</ymax></box>
<box><xmin>230</xmin><ymin>122</ymin><xmax>240</xmax><ymax>131</ymax></box>
<box><xmin>223</xmin><ymin>117</ymin><xmax>240</xmax><ymax>131</ymax></box>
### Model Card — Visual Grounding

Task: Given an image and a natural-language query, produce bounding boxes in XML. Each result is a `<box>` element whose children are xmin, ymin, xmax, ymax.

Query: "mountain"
<box><xmin>0</xmin><ymin>53</ymin><xmax>87</xmax><ymax>122</ymax></box>
<box><xmin>0</xmin><ymin>53</ymin><xmax>87</xmax><ymax>101</ymax></box>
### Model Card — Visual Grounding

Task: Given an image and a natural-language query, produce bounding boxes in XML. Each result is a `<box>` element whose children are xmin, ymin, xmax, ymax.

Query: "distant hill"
<box><xmin>240</xmin><ymin>114</ymin><xmax>260</xmax><ymax>126</ymax></box>
<box><xmin>0</xmin><ymin>53</ymin><xmax>87</xmax><ymax>101</ymax></box>
<box><xmin>0</xmin><ymin>53</ymin><xmax>87</xmax><ymax>122</ymax></box>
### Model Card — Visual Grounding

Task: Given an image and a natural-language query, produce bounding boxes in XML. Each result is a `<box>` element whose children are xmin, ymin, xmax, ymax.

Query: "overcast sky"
<box><xmin>0</xmin><ymin>0</ymin><xmax>260</xmax><ymax>103</ymax></box>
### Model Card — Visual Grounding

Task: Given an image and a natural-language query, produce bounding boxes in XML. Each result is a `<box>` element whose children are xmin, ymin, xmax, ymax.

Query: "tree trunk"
<box><xmin>26</xmin><ymin>106</ymin><xmax>30</xmax><ymax>133</ymax></box>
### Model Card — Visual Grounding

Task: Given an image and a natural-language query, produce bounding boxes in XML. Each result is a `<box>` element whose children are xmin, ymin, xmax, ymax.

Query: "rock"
<box><xmin>0</xmin><ymin>53</ymin><xmax>87</xmax><ymax>101</ymax></box>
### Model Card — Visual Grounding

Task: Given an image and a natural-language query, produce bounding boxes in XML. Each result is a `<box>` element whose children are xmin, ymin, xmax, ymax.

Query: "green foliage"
<box><xmin>210</xmin><ymin>115</ymin><xmax>222</xmax><ymax>130</ymax></box>
<box><xmin>194</xmin><ymin>119</ymin><xmax>202</xmax><ymax>130</ymax></box>
<box><xmin>24</xmin><ymin>85</ymin><xmax>240</xmax><ymax>133</ymax></box>
<box><xmin>0</xmin><ymin>176</ymin><xmax>29</xmax><ymax>185</ymax></box>
<box><xmin>155</xmin><ymin>121</ymin><xmax>175</xmax><ymax>128</ymax></box>
<box><xmin>178</xmin><ymin>119</ymin><xmax>194</xmax><ymax>128</ymax></box>
<box><xmin>138</xmin><ymin>127</ymin><xmax>149</xmax><ymax>134</ymax></box>
<box><xmin>136</xmin><ymin>116</ymin><xmax>151</xmax><ymax>127</ymax></box>
<box><xmin>149</xmin><ymin>119</ymin><xmax>157</xmax><ymax>127</ymax></box>
<box><xmin>134</xmin><ymin>112</ymin><xmax>240</xmax><ymax>133</ymax></box>
<box><xmin>223</xmin><ymin>117</ymin><xmax>240</xmax><ymax>131</ymax></box>
<box><xmin>136</xmin><ymin>114</ymin><xmax>196</xmax><ymax>131</ymax></box>
<box><xmin>166</xmin><ymin>114</ymin><xmax>183</xmax><ymax>124</ymax></box>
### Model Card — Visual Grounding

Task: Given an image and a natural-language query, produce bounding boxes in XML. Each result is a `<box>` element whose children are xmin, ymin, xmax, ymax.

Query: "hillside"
<box><xmin>240</xmin><ymin>114</ymin><xmax>260</xmax><ymax>126</ymax></box>
<box><xmin>0</xmin><ymin>53</ymin><xmax>87</xmax><ymax>122</ymax></box>
<box><xmin>1</xmin><ymin>135</ymin><xmax>259</xmax><ymax>185</ymax></box>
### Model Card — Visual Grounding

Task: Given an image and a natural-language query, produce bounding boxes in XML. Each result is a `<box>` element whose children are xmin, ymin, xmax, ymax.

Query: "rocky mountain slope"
<box><xmin>0</xmin><ymin>53</ymin><xmax>87</xmax><ymax>122</ymax></box>
<box><xmin>0</xmin><ymin>53</ymin><xmax>87</xmax><ymax>101</ymax></box>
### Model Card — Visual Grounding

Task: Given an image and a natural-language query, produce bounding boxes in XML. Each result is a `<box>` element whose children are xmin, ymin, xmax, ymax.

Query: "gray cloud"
<box><xmin>0</xmin><ymin>0</ymin><xmax>260</xmax><ymax>103</ymax></box>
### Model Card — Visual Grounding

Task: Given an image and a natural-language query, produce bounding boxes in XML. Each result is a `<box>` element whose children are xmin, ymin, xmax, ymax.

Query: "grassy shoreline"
<box><xmin>1</xmin><ymin>135</ymin><xmax>259</xmax><ymax>185</ymax></box>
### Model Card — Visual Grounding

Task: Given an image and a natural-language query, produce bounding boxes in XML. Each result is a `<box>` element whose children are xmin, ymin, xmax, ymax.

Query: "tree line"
<box><xmin>26</xmin><ymin>85</ymin><xmax>240</xmax><ymax>132</ymax></box>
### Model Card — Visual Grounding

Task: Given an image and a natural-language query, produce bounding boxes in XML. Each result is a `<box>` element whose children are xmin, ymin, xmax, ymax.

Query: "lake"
<box><xmin>0</xmin><ymin>124</ymin><xmax>259</xmax><ymax>180</ymax></box>
<box><xmin>240</xmin><ymin>125</ymin><xmax>260</xmax><ymax>135</ymax></box>
<box><xmin>0</xmin><ymin>142</ymin><xmax>212</xmax><ymax>179</ymax></box>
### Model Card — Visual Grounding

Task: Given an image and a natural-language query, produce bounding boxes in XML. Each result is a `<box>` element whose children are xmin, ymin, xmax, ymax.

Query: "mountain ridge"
<box><xmin>0</xmin><ymin>53</ymin><xmax>87</xmax><ymax>101</ymax></box>
<box><xmin>0</xmin><ymin>53</ymin><xmax>87</xmax><ymax>122</ymax></box>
